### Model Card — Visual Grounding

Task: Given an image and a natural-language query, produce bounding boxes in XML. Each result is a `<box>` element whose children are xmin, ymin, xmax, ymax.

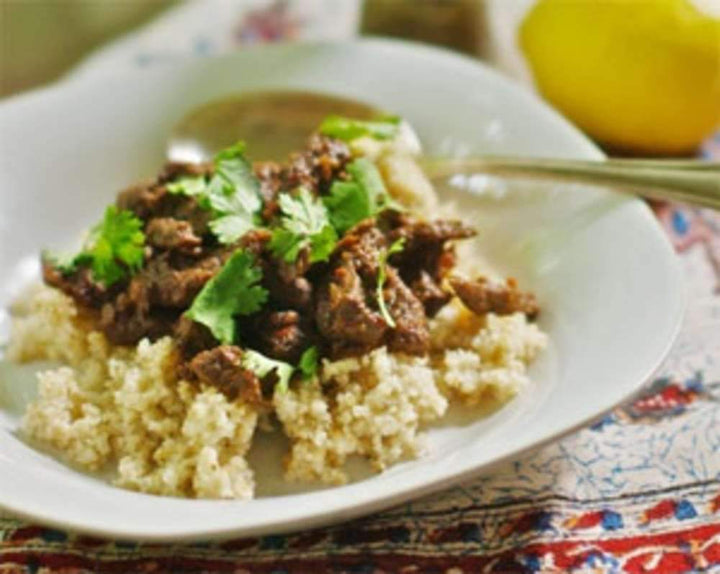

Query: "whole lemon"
<box><xmin>519</xmin><ymin>0</ymin><xmax>720</xmax><ymax>155</ymax></box>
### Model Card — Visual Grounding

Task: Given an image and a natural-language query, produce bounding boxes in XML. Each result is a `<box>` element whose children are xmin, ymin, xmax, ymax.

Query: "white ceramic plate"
<box><xmin>0</xmin><ymin>39</ymin><xmax>684</xmax><ymax>541</ymax></box>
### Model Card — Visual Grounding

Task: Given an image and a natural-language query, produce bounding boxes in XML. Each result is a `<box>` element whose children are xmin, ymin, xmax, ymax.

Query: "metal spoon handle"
<box><xmin>421</xmin><ymin>157</ymin><xmax>720</xmax><ymax>209</ymax></box>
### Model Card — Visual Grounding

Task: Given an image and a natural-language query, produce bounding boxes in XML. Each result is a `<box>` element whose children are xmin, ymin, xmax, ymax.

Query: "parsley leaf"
<box><xmin>376</xmin><ymin>238</ymin><xmax>406</xmax><ymax>328</ymax></box>
<box><xmin>269</xmin><ymin>187</ymin><xmax>337</xmax><ymax>263</ymax></box>
<box><xmin>242</xmin><ymin>350</ymin><xmax>294</xmax><ymax>393</ymax></box>
<box><xmin>54</xmin><ymin>206</ymin><xmax>145</xmax><ymax>286</ymax></box>
<box><xmin>185</xmin><ymin>249</ymin><xmax>268</xmax><ymax>344</ymax></box>
<box><xmin>319</xmin><ymin>115</ymin><xmax>401</xmax><ymax>142</ymax></box>
<box><xmin>324</xmin><ymin>158</ymin><xmax>398</xmax><ymax>234</ymax></box>
<box><xmin>298</xmin><ymin>346</ymin><xmax>319</xmax><ymax>381</ymax></box>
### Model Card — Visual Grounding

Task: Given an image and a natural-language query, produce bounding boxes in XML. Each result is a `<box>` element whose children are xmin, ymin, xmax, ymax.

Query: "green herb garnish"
<box><xmin>324</xmin><ymin>158</ymin><xmax>399</xmax><ymax>234</ymax></box>
<box><xmin>269</xmin><ymin>187</ymin><xmax>337</xmax><ymax>263</ymax></box>
<box><xmin>376</xmin><ymin>238</ymin><xmax>405</xmax><ymax>328</ymax></box>
<box><xmin>319</xmin><ymin>115</ymin><xmax>401</xmax><ymax>142</ymax></box>
<box><xmin>46</xmin><ymin>206</ymin><xmax>145</xmax><ymax>286</ymax></box>
<box><xmin>166</xmin><ymin>176</ymin><xmax>206</xmax><ymax>197</ymax></box>
<box><xmin>298</xmin><ymin>346</ymin><xmax>319</xmax><ymax>381</ymax></box>
<box><xmin>242</xmin><ymin>350</ymin><xmax>294</xmax><ymax>393</ymax></box>
<box><xmin>185</xmin><ymin>249</ymin><xmax>268</xmax><ymax>344</ymax></box>
<box><xmin>166</xmin><ymin>142</ymin><xmax>263</xmax><ymax>245</ymax></box>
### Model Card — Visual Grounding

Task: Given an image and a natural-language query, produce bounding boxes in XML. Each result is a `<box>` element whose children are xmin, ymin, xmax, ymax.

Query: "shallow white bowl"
<box><xmin>0</xmin><ymin>39</ymin><xmax>684</xmax><ymax>541</ymax></box>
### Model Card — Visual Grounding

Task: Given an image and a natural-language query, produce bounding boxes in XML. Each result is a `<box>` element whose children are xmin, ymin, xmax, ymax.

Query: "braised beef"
<box><xmin>41</xmin><ymin>133</ymin><xmax>539</xmax><ymax>401</ymax></box>
<box><xmin>253</xmin><ymin>161</ymin><xmax>284</xmax><ymax>221</ymax></box>
<box><xmin>382</xmin><ymin>267</ymin><xmax>429</xmax><ymax>355</ymax></box>
<box><xmin>409</xmin><ymin>270</ymin><xmax>452</xmax><ymax>318</ymax></box>
<box><xmin>283</xmin><ymin>134</ymin><xmax>351</xmax><ymax>194</ymax></box>
<box><xmin>116</xmin><ymin>180</ymin><xmax>168</xmax><ymax>220</ymax></box>
<box><xmin>450</xmin><ymin>276</ymin><xmax>539</xmax><ymax>319</ymax></box>
<box><xmin>42</xmin><ymin>259</ymin><xmax>115</xmax><ymax>309</ymax></box>
<box><xmin>146</xmin><ymin>218</ymin><xmax>202</xmax><ymax>254</ymax></box>
<box><xmin>157</xmin><ymin>161</ymin><xmax>213</xmax><ymax>184</ymax></box>
<box><xmin>175</xmin><ymin>315</ymin><xmax>217</xmax><ymax>359</ymax></box>
<box><xmin>188</xmin><ymin>345</ymin><xmax>263</xmax><ymax>404</ymax></box>
<box><xmin>99</xmin><ymin>279</ymin><xmax>175</xmax><ymax>345</ymax></box>
<box><xmin>253</xmin><ymin>310</ymin><xmax>310</xmax><ymax>363</ymax></box>
<box><xmin>316</xmin><ymin>256</ymin><xmax>388</xmax><ymax>357</ymax></box>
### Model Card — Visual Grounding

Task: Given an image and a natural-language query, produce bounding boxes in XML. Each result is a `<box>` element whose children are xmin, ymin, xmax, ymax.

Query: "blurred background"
<box><xmin>1</xmin><ymin>0</ymin><xmax>719</xmax><ymax>156</ymax></box>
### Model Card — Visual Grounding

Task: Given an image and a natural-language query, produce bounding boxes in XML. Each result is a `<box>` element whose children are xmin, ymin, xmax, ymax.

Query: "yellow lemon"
<box><xmin>519</xmin><ymin>0</ymin><xmax>720</xmax><ymax>155</ymax></box>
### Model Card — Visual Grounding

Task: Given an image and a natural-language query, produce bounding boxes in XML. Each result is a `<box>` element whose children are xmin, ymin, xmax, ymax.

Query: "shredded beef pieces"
<box><xmin>450</xmin><ymin>276</ymin><xmax>539</xmax><ymax>319</ymax></box>
<box><xmin>188</xmin><ymin>346</ymin><xmax>263</xmax><ymax>404</ymax></box>
<box><xmin>146</xmin><ymin>218</ymin><xmax>202</xmax><ymax>254</ymax></box>
<box><xmin>42</xmin><ymin>134</ymin><xmax>539</xmax><ymax>400</ymax></box>
<box><xmin>284</xmin><ymin>134</ymin><xmax>351</xmax><ymax>194</ymax></box>
<box><xmin>316</xmin><ymin>219</ymin><xmax>432</xmax><ymax>358</ymax></box>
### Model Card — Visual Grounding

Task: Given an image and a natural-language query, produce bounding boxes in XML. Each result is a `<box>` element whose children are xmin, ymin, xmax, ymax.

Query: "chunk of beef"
<box><xmin>252</xmin><ymin>310</ymin><xmax>310</xmax><ymax>363</ymax></box>
<box><xmin>382</xmin><ymin>267</ymin><xmax>429</xmax><ymax>355</ymax></box>
<box><xmin>450</xmin><ymin>276</ymin><xmax>539</xmax><ymax>319</ymax></box>
<box><xmin>116</xmin><ymin>180</ymin><xmax>168</xmax><ymax>220</ymax></box>
<box><xmin>240</xmin><ymin>229</ymin><xmax>314</xmax><ymax>311</ymax></box>
<box><xmin>385</xmin><ymin>213</ymin><xmax>476</xmax><ymax>280</ymax></box>
<box><xmin>253</xmin><ymin>161</ymin><xmax>284</xmax><ymax>221</ymax></box>
<box><xmin>409</xmin><ymin>270</ymin><xmax>452</xmax><ymax>318</ymax></box>
<box><xmin>157</xmin><ymin>161</ymin><xmax>214</xmax><ymax>184</ymax></box>
<box><xmin>187</xmin><ymin>345</ymin><xmax>262</xmax><ymax>404</ymax></box>
<box><xmin>167</xmin><ymin>195</ymin><xmax>211</xmax><ymax>237</ymax></box>
<box><xmin>174</xmin><ymin>316</ymin><xmax>217</xmax><ymax>359</ymax></box>
<box><xmin>140</xmin><ymin>248</ymin><xmax>233</xmax><ymax>310</ymax></box>
<box><xmin>316</xmin><ymin>256</ymin><xmax>388</xmax><ymax>357</ymax></box>
<box><xmin>284</xmin><ymin>134</ymin><xmax>351</xmax><ymax>195</ymax></box>
<box><xmin>99</xmin><ymin>278</ymin><xmax>175</xmax><ymax>344</ymax></box>
<box><xmin>146</xmin><ymin>217</ymin><xmax>202</xmax><ymax>254</ymax></box>
<box><xmin>42</xmin><ymin>258</ymin><xmax>115</xmax><ymax>309</ymax></box>
<box><xmin>333</xmin><ymin>219</ymin><xmax>386</xmax><ymax>276</ymax></box>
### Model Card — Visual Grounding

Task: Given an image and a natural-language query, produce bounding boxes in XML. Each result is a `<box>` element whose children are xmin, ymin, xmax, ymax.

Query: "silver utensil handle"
<box><xmin>422</xmin><ymin>157</ymin><xmax>720</xmax><ymax>209</ymax></box>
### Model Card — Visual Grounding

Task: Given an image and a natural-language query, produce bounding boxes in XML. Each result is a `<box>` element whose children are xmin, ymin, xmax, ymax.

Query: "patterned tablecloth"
<box><xmin>2</xmin><ymin>2</ymin><xmax>719</xmax><ymax>572</ymax></box>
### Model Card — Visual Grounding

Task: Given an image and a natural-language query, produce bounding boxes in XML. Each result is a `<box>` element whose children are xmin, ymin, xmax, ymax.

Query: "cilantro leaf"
<box><xmin>308</xmin><ymin>224</ymin><xmax>338</xmax><ymax>263</ymax></box>
<box><xmin>209</xmin><ymin>214</ymin><xmax>257</xmax><ymax>245</ymax></box>
<box><xmin>242</xmin><ymin>350</ymin><xmax>294</xmax><ymax>393</ymax></box>
<box><xmin>163</xmin><ymin>142</ymin><xmax>263</xmax><ymax>245</ymax></box>
<box><xmin>42</xmin><ymin>250</ymin><xmax>82</xmax><ymax>276</ymax></box>
<box><xmin>60</xmin><ymin>206</ymin><xmax>145</xmax><ymax>287</ymax></box>
<box><xmin>376</xmin><ymin>238</ymin><xmax>406</xmax><ymax>328</ymax></box>
<box><xmin>166</xmin><ymin>176</ymin><xmax>207</xmax><ymax>197</ymax></box>
<box><xmin>324</xmin><ymin>159</ymin><xmax>399</xmax><ymax>234</ymax></box>
<box><xmin>213</xmin><ymin>142</ymin><xmax>262</xmax><ymax>215</ymax></box>
<box><xmin>319</xmin><ymin>115</ymin><xmax>401</xmax><ymax>142</ymax></box>
<box><xmin>323</xmin><ymin>181</ymin><xmax>371</xmax><ymax>235</ymax></box>
<box><xmin>269</xmin><ymin>188</ymin><xmax>337</xmax><ymax>263</ymax></box>
<box><xmin>185</xmin><ymin>250</ymin><xmax>268</xmax><ymax>344</ymax></box>
<box><xmin>298</xmin><ymin>346</ymin><xmax>319</xmax><ymax>381</ymax></box>
<box><xmin>268</xmin><ymin>228</ymin><xmax>305</xmax><ymax>263</ymax></box>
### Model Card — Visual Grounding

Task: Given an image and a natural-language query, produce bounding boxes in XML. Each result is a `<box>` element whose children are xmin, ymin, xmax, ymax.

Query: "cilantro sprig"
<box><xmin>324</xmin><ymin>158</ymin><xmax>400</xmax><ymax>234</ymax></box>
<box><xmin>298</xmin><ymin>346</ymin><xmax>319</xmax><ymax>381</ymax></box>
<box><xmin>319</xmin><ymin>115</ymin><xmax>401</xmax><ymax>142</ymax></box>
<box><xmin>168</xmin><ymin>142</ymin><xmax>263</xmax><ymax>244</ymax></box>
<box><xmin>45</xmin><ymin>206</ymin><xmax>145</xmax><ymax>287</ymax></box>
<box><xmin>242</xmin><ymin>350</ymin><xmax>294</xmax><ymax>393</ymax></box>
<box><xmin>269</xmin><ymin>187</ymin><xmax>337</xmax><ymax>263</ymax></box>
<box><xmin>376</xmin><ymin>238</ymin><xmax>406</xmax><ymax>328</ymax></box>
<box><xmin>185</xmin><ymin>249</ymin><xmax>268</xmax><ymax>344</ymax></box>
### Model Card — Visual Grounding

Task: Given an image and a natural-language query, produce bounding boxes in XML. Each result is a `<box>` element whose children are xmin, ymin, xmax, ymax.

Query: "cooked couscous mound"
<box><xmin>8</xmin><ymin>286</ymin><xmax>544</xmax><ymax>498</ymax></box>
